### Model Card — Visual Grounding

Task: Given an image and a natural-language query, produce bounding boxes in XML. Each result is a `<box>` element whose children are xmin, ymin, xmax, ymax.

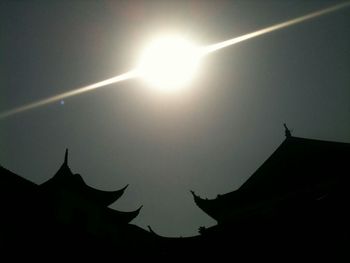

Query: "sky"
<box><xmin>0</xmin><ymin>0</ymin><xmax>349</xmax><ymax>237</ymax></box>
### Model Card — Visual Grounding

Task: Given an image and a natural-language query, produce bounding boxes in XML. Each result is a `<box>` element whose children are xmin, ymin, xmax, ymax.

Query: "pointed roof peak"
<box><xmin>283</xmin><ymin>123</ymin><xmax>292</xmax><ymax>138</ymax></box>
<box><xmin>56</xmin><ymin>148</ymin><xmax>72</xmax><ymax>176</ymax></box>
<box><xmin>64</xmin><ymin>148</ymin><xmax>68</xmax><ymax>165</ymax></box>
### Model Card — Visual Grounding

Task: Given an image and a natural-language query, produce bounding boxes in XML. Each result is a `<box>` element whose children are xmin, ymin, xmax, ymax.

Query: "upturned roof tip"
<box><xmin>122</xmin><ymin>184</ymin><xmax>129</xmax><ymax>191</ymax></box>
<box><xmin>190</xmin><ymin>190</ymin><xmax>198</xmax><ymax>198</ymax></box>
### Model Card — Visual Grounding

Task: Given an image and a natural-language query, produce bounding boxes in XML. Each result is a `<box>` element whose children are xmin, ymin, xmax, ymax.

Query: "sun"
<box><xmin>137</xmin><ymin>35</ymin><xmax>202</xmax><ymax>92</ymax></box>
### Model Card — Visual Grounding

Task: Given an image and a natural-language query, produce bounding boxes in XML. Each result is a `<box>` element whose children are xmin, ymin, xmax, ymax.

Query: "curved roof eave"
<box><xmin>107</xmin><ymin>205</ymin><xmax>143</xmax><ymax>224</ymax></box>
<box><xmin>83</xmin><ymin>184</ymin><xmax>129</xmax><ymax>206</ymax></box>
<box><xmin>190</xmin><ymin>191</ymin><xmax>220</xmax><ymax>221</ymax></box>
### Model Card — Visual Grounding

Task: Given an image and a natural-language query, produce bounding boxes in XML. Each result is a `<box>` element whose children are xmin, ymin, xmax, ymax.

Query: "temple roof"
<box><xmin>40</xmin><ymin>149</ymin><xmax>129</xmax><ymax>206</ymax></box>
<box><xmin>0</xmin><ymin>165</ymin><xmax>37</xmax><ymax>203</ymax></box>
<box><xmin>0</xmin><ymin>165</ymin><xmax>37</xmax><ymax>189</ymax></box>
<box><xmin>192</xmin><ymin>136</ymin><xmax>350</xmax><ymax>222</ymax></box>
<box><xmin>106</xmin><ymin>205</ymin><xmax>143</xmax><ymax>224</ymax></box>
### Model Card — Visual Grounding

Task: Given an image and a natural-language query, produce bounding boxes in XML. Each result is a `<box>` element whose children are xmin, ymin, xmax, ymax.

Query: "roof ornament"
<box><xmin>147</xmin><ymin>225</ymin><xmax>157</xmax><ymax>235</ymax></box>
<box><xmin>283</xmin><ymin>123</ymin><xmax>292</xmax><ymax>138</ymax></box>
<box><xmin>63</xmin><ymin>148</ymin><xmax>69</xmax><ymax>166</ymax></box>
<box><xmin>190</xmin><ymin>190</ymin><xmax>197</xmax><ymax>198</ymax></box>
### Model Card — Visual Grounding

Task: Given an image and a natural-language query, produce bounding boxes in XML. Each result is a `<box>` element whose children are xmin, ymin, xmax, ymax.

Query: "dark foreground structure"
<box><xmin>0</xmin><ymin>150</ymin><xmax>157</xmax><ymax>259</ymax></box>
<box><xmin>1</xmin><ymin>130</ymin><xmax>349</xmax><ymax>260</ymax></box>
<box><xmin>190</xmin><ymin>129</ymin><xmax>350</xmax><ymax>260</ymax></box>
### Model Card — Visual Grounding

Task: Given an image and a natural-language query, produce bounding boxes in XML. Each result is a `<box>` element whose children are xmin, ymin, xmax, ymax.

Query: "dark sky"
<box><xmin>1</xmin><ymin>0</ymin><xmax>349</xmax><ymax>237</ymax></box>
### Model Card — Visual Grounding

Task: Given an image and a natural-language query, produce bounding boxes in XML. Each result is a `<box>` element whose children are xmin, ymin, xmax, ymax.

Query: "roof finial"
<box><xmin>283</xmin><ymin>123</ymin><xmax>292</xmax><ymax>138</ymax></box>
<box><xmin>64</xmin><ymin>149</ymin><xmax>68</xmax><ymax>165</ymax></box>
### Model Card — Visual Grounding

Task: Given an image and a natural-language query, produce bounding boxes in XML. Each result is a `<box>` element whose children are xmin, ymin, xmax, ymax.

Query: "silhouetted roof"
<box><xmin>106</xmin><ymin>205</ymin><xmax>143</xmax><ymax>224</ymax></box>
<box><xmin>192</xmin><ymin>136</ymin><xmax>350</xmax><ymax>222</ymax></box>
<box><xmin>0</xmin><ymin>151</ymin><xmax>149</xmax><ymax>255</ymax></box>
<box><xmin>40</xmin><ymin>149</ymin><xmax>128</xmax><ymax>206</ymax></box>
<box><xmin>0</xmin><ymin>165</ymin><xmax>36</xmax><ymax>189</ymax></box>
<box><xmin>0</xmin><ymin>165</ymin><xmax>37</xmax><ymax>201</ymax></box>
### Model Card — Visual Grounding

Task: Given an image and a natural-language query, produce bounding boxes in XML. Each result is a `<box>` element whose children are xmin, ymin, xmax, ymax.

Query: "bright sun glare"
<box><xmin>137</xmin><ymin>36</ymin><xmax>202</xmax><ymax>92</ymax></box>
<box><xmin>2</xmin><ymin>2</ymin><xmax>348</xmax><ymax>119</ymax></box>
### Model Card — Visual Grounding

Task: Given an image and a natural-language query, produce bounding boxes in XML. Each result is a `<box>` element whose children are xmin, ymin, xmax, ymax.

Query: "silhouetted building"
<box><xmin>191</xmin><ymin>133</ymin><xmax>350</xmax><ymax>260</ymax></box>
<box><xmin>1</xmin><ymin>132</ymin><xmax>350</xmax><ymax>260</ymax></box>
<box><xmin>0</xmin><ymin>150</ymin><xmax>155</xmax><ymax>259</ymax></box>
<box><xmin>39</xmin><ymin>150</ymin><xmax>141</xmax><ymax>233</ymax></box>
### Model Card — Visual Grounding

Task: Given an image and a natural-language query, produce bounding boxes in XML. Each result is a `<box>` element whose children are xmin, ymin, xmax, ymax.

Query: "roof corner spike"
<box><xmin>147</xmin><ymin>225</ymin><xmax>157</xmax><ymax>235</ymax></box>
<box><xmin>283</xmin><ymin>123</ymin><xmax>292</xmax><ymax>138</ymax></box>
<box><xmin>64</xmin><ymin>149</ymin><xmax>69</xmax><ymax>165</ymax></box>
<box><xmin>190</xmin><ymin>190</ymin><xmax>199</xmax><ymax>199</ymax></box>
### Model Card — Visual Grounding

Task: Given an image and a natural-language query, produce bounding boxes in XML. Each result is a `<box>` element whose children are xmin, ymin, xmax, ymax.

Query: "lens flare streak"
<box><xmin>0</xmin><ymin>2</ymin><xmax>349</xmax><ymax>120</ymax></box>
<box><xmin>203</xmin><ymin>2</ymin><xmax>350</xmax><ymax>54</ymax></box>
<box><xmin>0</xmin><ymin>70</ymin><xmax>136</xmax><ymax>119</ymax></box>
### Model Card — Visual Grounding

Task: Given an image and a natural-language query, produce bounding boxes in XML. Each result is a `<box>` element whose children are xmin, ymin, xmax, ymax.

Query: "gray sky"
<box><xmin>1</xmin><ymin>0</ymin><xmax>349</xmax><ymax>237</ymax></box>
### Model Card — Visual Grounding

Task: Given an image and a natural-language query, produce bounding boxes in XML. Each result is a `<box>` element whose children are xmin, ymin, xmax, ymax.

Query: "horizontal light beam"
<box><xmin>0</xmin><ymin>2</ymin><xmax>348</xmax><ymax>120</ymax></box>
<box><xmin>203</xmin><ymin>1</ymin><xmax>350</xmax><ymax>54</ymax></box>
<box><xmin>0</xmin><ymin>70</ymin><xmax>137</xmax><ymax>119</ymax></box>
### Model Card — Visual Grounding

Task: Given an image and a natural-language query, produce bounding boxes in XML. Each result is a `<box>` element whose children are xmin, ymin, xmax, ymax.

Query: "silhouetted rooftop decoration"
<box><xmin>38</xmin><ymin>149</ymin><xmax>141</xmax><ymax>224</ymax></box>
<box><xmin>1</xmin><ymin>133</ymin><xmax>349</xmax><ymax>260</ymax></box>
<box><xmin>189</xmin><ymin>132</ymin><xmax>350</xmax><ymax>260</ymax></box>
<box><xmin>191</xmin><ymin>135</ymin><xmax>350</xmax><ymax>223</ymax></box>
<box><xmin>41</xmin><ymin>149</ymin><xmax>129</xmax><ymax>205</ymax></box>
<box><xmin>0</xmin><ymin>150</ymin><xmax>150</xmax><ymax>258</ymax></box>
<box><xmin>284</xmin><ymin>123</ymin><xmax>292</xmax><ymax>138</ymax></box>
